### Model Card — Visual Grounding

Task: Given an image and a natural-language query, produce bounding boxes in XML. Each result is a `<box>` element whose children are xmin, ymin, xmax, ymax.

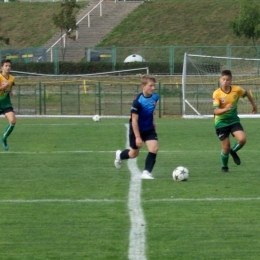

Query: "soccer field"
<box><xmin>0</xmin><ymin>117</ymin><xmax>260</xmax><ymax>260</ymax></box>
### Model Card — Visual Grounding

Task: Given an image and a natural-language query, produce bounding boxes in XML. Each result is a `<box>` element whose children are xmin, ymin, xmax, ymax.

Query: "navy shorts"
<box><xmin>129</xmin><ymin>129</ymin><xmax>158</xmax><ymax>149</ymax></box>
<box><xmin>0</xmin><ymin>107</ymin><xmax>14</xmax><ymax>115</ymax></box>
<box><xmin>216</xmin><ymin>122</ymin><xmax>244</xmax><ymax>141</ymax></box>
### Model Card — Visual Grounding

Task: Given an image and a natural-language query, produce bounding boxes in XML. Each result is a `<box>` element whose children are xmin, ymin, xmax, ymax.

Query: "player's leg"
<box><xmin>1</xmin><ymin>109</ymin><xmax>16</xmax><ymax>150</ymax></box>
<box><xmin>216</xmin><ymin>126</ymin><xmax>230</xmax><ymax>172</ymax></box>
<box><xmin>141</xmin><ymin>130</ymin><xmax>158</xmax><ymax>179</ymax></box>
<box><xmin>114</xmin><ymin>132</ymin><xmax>140</xmax><ymax>169</ymax></box>
<box><xmin>220</xmin><ymin>137</ymin><xmax>230</xmax><ymax>172</ymax></box>
<box><xmin>144</xmin><ymin>139</ymin><xmax>158</xmax><ymax>171</ymax></box>
<box><xmin>230</xmin><ymin>123</ymin><xmax>245</xmax><ymax>165</ymax></box>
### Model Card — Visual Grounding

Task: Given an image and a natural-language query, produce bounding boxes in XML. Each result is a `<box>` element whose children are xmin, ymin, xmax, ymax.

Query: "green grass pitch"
<box><xmin>0</xmin><ymin>117</ymin><xmax>260</xmax><ymax>260</ymax></box>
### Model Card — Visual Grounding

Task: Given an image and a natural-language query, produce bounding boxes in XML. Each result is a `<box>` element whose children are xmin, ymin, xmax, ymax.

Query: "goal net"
<box><xmin>182</xmin><ymin>53</ymin><xmax>260</xmax><ymax>118</ymax></box>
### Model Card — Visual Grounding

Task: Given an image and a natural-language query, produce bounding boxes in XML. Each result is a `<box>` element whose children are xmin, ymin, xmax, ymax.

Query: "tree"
<box><xmin>53</xmin><ymin>0</ymin><xmax>80</xmax><ymax>61</ymax></box>
<box><xmin>229</xmin><ymin>0</ymin><xmax>260</xmax><ymax>46</ymax></box>
<box><xmin>0</xmin><ymin>16</ymin><xmax>9</xmax><ymax>45</ymax></box>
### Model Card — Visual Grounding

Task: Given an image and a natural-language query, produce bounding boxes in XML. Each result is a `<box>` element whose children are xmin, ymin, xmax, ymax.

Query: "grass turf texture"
<box><xmin>0</xmin><ymin>117</ymin><xmax>260</xmax><ymax>259</ymax></box>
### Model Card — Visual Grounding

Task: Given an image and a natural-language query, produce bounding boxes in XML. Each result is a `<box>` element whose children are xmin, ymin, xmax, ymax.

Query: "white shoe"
<box><xmin>141</xmin><ymin>170</ymin><xmax>154</xmax><ymax>179</ymax></box>
<box><xmin>114</xmin><ymin>150</ymin><xmax>122</xmax><ymax>169</ymax></box>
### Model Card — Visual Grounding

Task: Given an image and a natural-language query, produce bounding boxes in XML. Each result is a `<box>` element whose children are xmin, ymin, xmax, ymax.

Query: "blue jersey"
<box><xmin>129</xmin><ymin>92</ymin><xmax>159</xmax><ymax>134</ymax></box>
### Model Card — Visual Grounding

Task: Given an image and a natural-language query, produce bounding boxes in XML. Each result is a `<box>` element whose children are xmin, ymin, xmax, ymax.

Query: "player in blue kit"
<box><xmin>114</xmin><ymin>74</ymin><xmax>159</xmax><ymax>179</ymax></box>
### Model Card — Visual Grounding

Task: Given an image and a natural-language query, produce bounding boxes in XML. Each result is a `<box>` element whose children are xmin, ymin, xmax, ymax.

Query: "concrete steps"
<box><xmin>42</xmin><ymin>0</ymin><xmax>142</xmax><ymax>62</ymax></box>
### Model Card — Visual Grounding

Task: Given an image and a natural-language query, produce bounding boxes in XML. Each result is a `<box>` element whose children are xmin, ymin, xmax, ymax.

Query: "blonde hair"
<box><xmin>141</xmin><ymin>74</ymin><xmax>156</xmax><ymax>85</ymax></box>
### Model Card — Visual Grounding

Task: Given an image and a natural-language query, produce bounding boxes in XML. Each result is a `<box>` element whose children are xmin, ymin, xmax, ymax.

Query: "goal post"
<box><xmin>182</xmin><ymin>53</ymin><xmax>260</xmax><ymax>118</ymax></box>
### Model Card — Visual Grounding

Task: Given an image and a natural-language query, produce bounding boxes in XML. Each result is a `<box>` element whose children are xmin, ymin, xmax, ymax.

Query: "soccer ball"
<box><xmin>92</xmin><ymin>115</ymin><xmax>101</xmax><ymax>122</ymax></box>
<box><xmin>172</xmin><ymin>166</ymin><xmax>189</xmax><ymax>181</ymax></box>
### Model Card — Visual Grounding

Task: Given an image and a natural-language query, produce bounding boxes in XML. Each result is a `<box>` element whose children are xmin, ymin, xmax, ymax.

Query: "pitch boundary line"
<box><xmin>148</xmin><ymin>197</ymin><xmax>260</xmax><ymax>202</ymax></box>
<box><xmin>1</xmin><ymin>197</ymin><xmax>260</xmax><ymax>203</ymax></box>
<box><xmin>0</xmin><ymin>150</ymin><xmax>258</xmax><ymax>155</ymax></box>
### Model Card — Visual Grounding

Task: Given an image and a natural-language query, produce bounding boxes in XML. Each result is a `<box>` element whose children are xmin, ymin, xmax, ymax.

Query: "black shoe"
<box><xmin>221</xmin><ymin>166</ymin><xmax>229</xmax><ymax>173</ymax></box>
<box><xmin>230</xmin><ymin>150</ymin><xmax>241</xmax><ymax>165</ymax></box>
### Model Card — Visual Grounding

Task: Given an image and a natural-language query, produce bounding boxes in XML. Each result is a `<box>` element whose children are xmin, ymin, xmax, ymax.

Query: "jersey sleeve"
<box><xmin>131</xmin><ymin>99</ymin><xmax>141</xmax><ymax>114</ymax></box>
<box><xmin>212</xmin><ymin>91</ymin><xmax>220</xmax><ymax>109</ymax></box>
<box><xmin>238</xmin><ymin>86</ymin><xmax>246</xmax><ymax>98</ymax></box>
<box><xmin>154</xmin><ymin>93</ymin><xmax>159</xmax><ymax>102</ymax></box>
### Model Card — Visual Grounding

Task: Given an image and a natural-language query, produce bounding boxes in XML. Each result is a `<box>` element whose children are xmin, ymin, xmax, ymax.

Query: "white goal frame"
<box><xmin>182</xmin><ymin>53</ymin><xmax>260</xmax><ymax>118</ymax></box>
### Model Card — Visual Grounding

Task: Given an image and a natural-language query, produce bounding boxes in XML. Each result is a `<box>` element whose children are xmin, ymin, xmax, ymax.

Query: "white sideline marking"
<box><xmin>0</xmin><ymin>199</ymin><xmax>123</xmax><ymax>203</ymax></box>
<box><xmin>1</xmin><ymin>197</ymin><xmax>260</xmax><ymax>203</ymax></box>
<box><xmin>148</xmin><ymin>197</ymin><xmax>260</xmax><ymax>202</ymax></box>
<box><xmin>125</xmin><ymin>124</ymin><xmax>147</xmax><ymax>260</ymax></box>
<box><xmin>0</xmin><ymin>150</ymin><xmax>258</xmax><ymax>155</ymax></box>
<box><xmin>0</xmin><ymin>150</ymin><xmax>229</xmax><ymax>154</ymax></box>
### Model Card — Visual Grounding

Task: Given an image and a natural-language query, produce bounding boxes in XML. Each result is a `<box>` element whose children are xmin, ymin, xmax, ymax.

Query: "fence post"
<box><xmin>120</xmin><ymin>85</ymin><xmax>122</xmax><ymax>115</ymax></box>
<box><xmin>98</xmin><ymin>82</ymin><xmax>101</xmax><ymax>115</ymax></box>
<box><xmin>112</xmin><ymin>46</ymin><xmax>116</xmax><ymax>71</ymax></box>
<box><xmin>54</xmin><ymin>46</ymin><xmax>59</xmax><ymax>75</ymax></box>
<box><xmin>169</xmin><ymin>45</ymin><xmax>174</xmax><ymax>75</ymax></box>
<box><xmin>43</xmin><ymin>84</ymin><xmax>46</xmax><ymax>115</ymax></box>
<box><xmin>158</xmin><ymin>81</ymin><xmax>161</xmax><ymax>118</ymax></box>
<box><xmin>78</xmin><ymin>84</ymin><xmax>80</xmax><ymax>114</ymax></box>
<box><xmin>39</xmin><ymin>82</ymin><xmax>42</xmax><ymax>115</ymax></box>
<box><xmin>18</xmin><ymin>85</ymin><xmax>20</xmax><ymax>114</ymax></box>
<box><xmin>60</xmin><ymin>85</ymin><xmax>62</xmax><ymax>115</ymax></box>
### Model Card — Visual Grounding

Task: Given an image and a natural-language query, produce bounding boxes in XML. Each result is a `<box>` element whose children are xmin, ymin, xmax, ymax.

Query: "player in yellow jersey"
<box><xmin>0</xmin><ymin>59</ymin><xmax>16</xmax><ymax>150</ymax></box>
<box><xmin>213</xmin><ymin>70</ymin><xmax>257</xmax><ymax>172</ymax></box>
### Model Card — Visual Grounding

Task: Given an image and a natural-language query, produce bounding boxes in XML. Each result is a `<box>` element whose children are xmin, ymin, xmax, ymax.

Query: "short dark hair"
<box><xmin>221</xmin><ymin>70</ymin><xmax>232</xmax><ymax>77</ymax></box>
<box><xmin>1</xmin><ymin>59</ymin><xmax>12</xmax><ymax>67</ymax></box>
<box><xmin>141</xmin><ymin>74</ymin><xmax>156</xmax><ymax>85</ymax></box>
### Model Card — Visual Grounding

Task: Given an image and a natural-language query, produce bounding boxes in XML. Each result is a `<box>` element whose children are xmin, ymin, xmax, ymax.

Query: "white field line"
<box><xmin>0</xmin><ymin>150</ymin><xmax>258</xmax><ymax>155</ymax></box>
<box><xmin>125</xmin><ymin>124</ymin><xmax>147</xmax><ymax>260</ymax></box>
<box><xmin>0</xmin><ymin>199</ymin><xmax>124</xmax><ymax>203</ymax></box>
<box><xmin>1</xmin><ymin>197</ymin><xmax>260</xmax><ymax>203</ymax></box>
<box><xmin>0</xmin><ymin>150</ymin><xmax>250</xmax><ymax>154</ymax></box>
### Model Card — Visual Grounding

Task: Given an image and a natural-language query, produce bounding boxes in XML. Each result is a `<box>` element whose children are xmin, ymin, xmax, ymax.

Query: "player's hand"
<box><xmin>1</xmin><ymin>81</ymin><xmax>10</xmax><ymax>89</ymax></box>
<box><xmin>135</xmin><ymin>137</ymin><xmax>143</xmax><ymax>148</ymax></box>
<box><xmin>225</xmin><ymin>104</ymin><xmax>232</xmax><ymax>111</ymax></box>
<box><xmin>9</xmin><ymin>91</ymin><xmax>13</xmax><ymax>97</ymax></box>
<box><xmin>252</xmin><ymin>104</ymin><xmax>257</xmax><ymax>114</ymax></box>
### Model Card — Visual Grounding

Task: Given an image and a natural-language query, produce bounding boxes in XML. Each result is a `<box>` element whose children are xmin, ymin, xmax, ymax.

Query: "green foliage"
<box><xmin>52</xmin><ymin>0</ymin><xmax>80</xmax><ymax>61</ymax></box>
<box><xmin>229</xmin><ymin>0</ymin><xmax>260</xmax><ymax>45</ymax></box>
<box><xmin>11</xmin><ymin>61</ymin><xmax>172</xmax><ymax>74</ymax></box>
<box><xmin>0</xmin><ymin>0</ymin><xmax>255</xmax><ymax>49</ymax></box>
<box><xmin>98</xmin><ymin>0</ymin><xmax>251</xmax><ymax>47</ymax></box>
<box><xmin>11</xmin><ymin>61</ymin><xmax>222</xmax><ymax>75</ymax></box>
<box><xmin>53</xmin><ymin>0</ymin><xmax>80</xmax><ymax>40</ymax></box>
<box><xmin>0</xmin><ymin>16</ymin><xmax>9</xmax><ymax>45</ymax></box>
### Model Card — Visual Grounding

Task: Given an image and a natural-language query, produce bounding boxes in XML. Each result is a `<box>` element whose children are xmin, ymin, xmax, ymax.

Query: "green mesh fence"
<box><xmin>12</xmin><ymin>82</ymin><xmax>184</xmax><ymax>117</ymax></box>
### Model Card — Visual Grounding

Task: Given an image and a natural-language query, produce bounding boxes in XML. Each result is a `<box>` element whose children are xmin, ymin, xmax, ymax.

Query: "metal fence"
<box><xmin>12</xmin><ymin>82</ymin><xmax>183</xmax><ymax>117</ymax></box>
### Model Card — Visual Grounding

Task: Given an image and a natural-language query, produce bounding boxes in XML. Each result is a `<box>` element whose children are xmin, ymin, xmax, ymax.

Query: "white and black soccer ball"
<box><xmin>172</xmin><ymin>166</ymin><xmax>189</xmax><ymax>181</ymax></box>
<box><xmin>92</xmin><ymin>115</ymin><xmax>101</xmax><ymax>122</ymax></box>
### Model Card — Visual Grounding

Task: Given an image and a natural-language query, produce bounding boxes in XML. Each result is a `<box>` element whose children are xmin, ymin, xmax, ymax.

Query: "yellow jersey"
<box><xmin>212</xmin><ymin>85</ymin><xmax>246</xmax><ymax>129</ymax></box>
<box><xmin>0</xmin><ymin>73</ymin><xmax>15</xmax><ymax>109</ymax></box>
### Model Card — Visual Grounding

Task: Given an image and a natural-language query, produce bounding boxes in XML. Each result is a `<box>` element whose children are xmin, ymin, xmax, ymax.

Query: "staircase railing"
<box><xmin>41</xmin><ymin>0</ymin><xmax>118</xmax><ymax>62</ymax></box>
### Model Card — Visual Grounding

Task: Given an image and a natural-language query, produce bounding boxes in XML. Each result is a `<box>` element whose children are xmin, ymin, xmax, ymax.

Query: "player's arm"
<box><xmin>0</xmin><ymin>81</ymin><xmax>10</xmax><ymax>91</ymax></box>
<box><xmin>132</xmin><ymin>113</ymin><xmax>142</xmax><ymax>148</ymax></box>
<box><xmin>246</xmin><ymin>91</ymin><xmax>257</xmax><ymax>114</ymax></box>
<box><xmin>213</xmin><ymin>92</ymin><xmax>232</xmax><ymax>115</ymax></box>
<box><xmin>214</xmin><ymin>104</ymin><xmax>232</xmax><ymax>115</ymax></box>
